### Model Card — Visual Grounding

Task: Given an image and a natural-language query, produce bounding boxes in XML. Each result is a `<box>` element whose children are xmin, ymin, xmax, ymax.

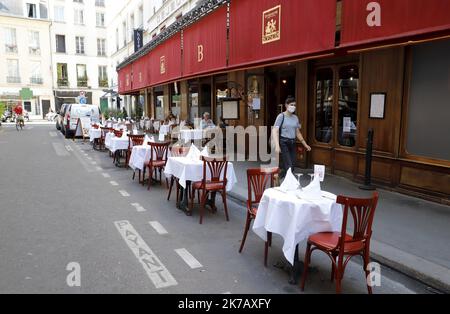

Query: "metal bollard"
<box><xmin>359</xmin><ymin>128</ymin><xmax>376</xmax><ymax>191</ymax></box>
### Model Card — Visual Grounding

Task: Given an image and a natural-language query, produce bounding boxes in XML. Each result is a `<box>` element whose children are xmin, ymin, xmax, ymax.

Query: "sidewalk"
<box><xmin>228</xmin><ymin>161</ymin><xmax>450</xmax><ymax>293</ymax></box>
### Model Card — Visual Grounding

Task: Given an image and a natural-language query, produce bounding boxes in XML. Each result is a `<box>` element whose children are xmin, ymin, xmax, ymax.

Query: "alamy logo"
<box><xmin>367</xmin><ymin>2</ymin><xmax>382</xmax><ymax>27</ymax></box>
<box><xmin>66</xmin><ymin>262</ymin><xmax>81</xmax><ymax>287</ymax></box>
<box><xmin>366</xmin><ymin>262</ymin><xmax>381</xmax><ymax>287</ymax></box>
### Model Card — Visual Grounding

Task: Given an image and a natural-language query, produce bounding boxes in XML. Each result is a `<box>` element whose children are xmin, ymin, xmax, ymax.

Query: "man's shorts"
<box><xmin>17</xmin><ymin>115</ymin><xmax>24</xmax><ymax>122</ymax></box>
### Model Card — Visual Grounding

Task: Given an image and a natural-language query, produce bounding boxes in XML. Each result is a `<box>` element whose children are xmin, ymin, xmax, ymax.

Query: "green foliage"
<box><xmin>104</xmin><ymin>109</ymin><xmax>124</xmax><ymax>120</ymax></box>
<box><xmin>0</xmin><ymin>102</ymin><xmax>5</xmax><ymax>117</ymax></box>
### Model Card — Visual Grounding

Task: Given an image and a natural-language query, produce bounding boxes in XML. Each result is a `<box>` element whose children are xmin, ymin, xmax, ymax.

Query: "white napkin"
<box><xmin>200</xmin><ymin>146</ymin><xmax>209</xmax><ymax>157</ymax></box>
<box><xmin>299</xmin><ymin>175</ymin><xmax>322</xmax><ymax>200</ymax></box>
<box><xmin>185</xmin><ymin>143</ymin><xmax>201</xmax><ymax>160</ymax></box>
<box><xmin>144</xmin><ymin>135</ymin><xmax>154</xmax><ymax>145</ymax></box>
<box><xmin>121</xmin><ymin>131</ymin><xmax>128</xmax><ymax>139</ymax></box>
<box><xmin>279</xmin><ymin>168</ymin><xmax>299</xmax><ymax>192</ymax></box>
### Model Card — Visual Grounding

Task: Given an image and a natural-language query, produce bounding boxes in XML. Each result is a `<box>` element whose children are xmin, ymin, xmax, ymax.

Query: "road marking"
<box><xmin>110</xmin><ymin>181</ymin><xmax>119</xmax><ymax>186</ymax></box>
<box><xmin>49</xmin><ymin>132</ymin><xmax>58</xmax><ymax>137</ymax></box>
<box><xmin>65</xmin><ymin>145</ymin><xmax>73</xmax><ymax>152</ymax></box>
<box><xmin>131</xmin><ymin>203</ymin><xmax>146</xmax><ymax>212</ymax></box>
<box><xmin>91</xmin><ymin>161</ymin><xmax>97</xmax><ymax>165</ymax></box>
<box><xmin>119</xmin><ymin>190</ymin><xmax>130</xmax><ymax>197</ymax></box>
<box><xmin>114</xmin><ymin>221</ymin><xmax>177</xmax><ymax>289</ymax></box>
<box><xmin>95</xmin><ymin>166</ymin><xmax>103</xmax><ymax>171</ymax></box>
<box><xmin>52</xmin><ymin>143</ymin><xmax>70</xmax><ymax>156</ymax></box>
<box><xmin>174</xmin><ymin>248</ymin><xmax>203</xmax><ymax>269</ymax></box>
<box><xmin>86</xmin><ymin>157</ymin><xmax>92</xmax><ymax>160</ymax></box>
<box><xmin>149</xmin><ymin>221</ymin><xmax>168</xmax><ymax>235</ymax></box>
<box><xmin>102</xmin><ymin>173</ymin><xmax>110</xmax><ymax>178</ymax></box>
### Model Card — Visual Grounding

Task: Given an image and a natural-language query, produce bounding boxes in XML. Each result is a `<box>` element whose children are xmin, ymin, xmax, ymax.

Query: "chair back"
<box><xmin>247</xmin><ymin>167</ymin><xmax>279</xmax><ymax>210</ymax></box>
<box><xmin>170</xmin><ymin>145</ymin><xmax>190</xmax><ymax>157</ymax></box>
<box><xmin>128</xmin><ymin>134</ymin><xmax>145</xmax><ymax>148</ymax></box>
<box><xmin>113</xmin><ymin>129</ymin><xmax>123</xmax><ymax>138</ymax></box>
<box><xmin>92</xmin><ymin>124</ymin><xmax>99</xmax><ymax>129</ymax></box>
<box><xmin>150</xmin><ymin>141</ymin><xmax>170</xmax><ymax>163</ymax></box>
<box><xmin>100</xmin><ymin>127</ymin><xmax>109</xmax><ymax>139</ymax></box>
<box><xmin>201</xmin><ymin>156</ymin><xmax>228</xmax><ymax>186</ymax></box>
<box><xmin>335</xmin><ymin>192</ymin><xmax>379</xmax><ymax>253</ymax></box>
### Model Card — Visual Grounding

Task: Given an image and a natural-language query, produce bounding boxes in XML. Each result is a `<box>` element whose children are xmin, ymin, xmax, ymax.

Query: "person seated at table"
<box><xmin>164</xmin><ymin>113</ymin><xmax>176</xmax><ymax>125</ymax></box>
<box><xmin>200</xmin><ymin>112</ymin><xmax>215</xmax><ymax>129</ymax></box>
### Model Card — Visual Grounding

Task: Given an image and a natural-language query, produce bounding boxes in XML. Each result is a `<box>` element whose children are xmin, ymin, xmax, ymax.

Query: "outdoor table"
<box><xmin>128</xmin><ymin>143</ymin><xmax>172</xmax><ymax>172</ymax></box>
<box><xmin>164</xmin><ymin>156</ymin><xmax>237</xmax><ymax>214</ymax></box>
<box><xmin>159</xmin><ymin>125</ymin><xmax>171</xmax><ymax>135</ymax></box>
<box><xmin>89</xmin><ymin>128</ymin><xmax>101</xmax><ymax>143</ymax></box>
<box><xmin>253</xmin><ymin>188</ymin><xmax>343</xmax><ymax>283</ymax></box>
<box><xmin>105</xmin><ymin>133</ymin><xmax>130</xmax><ymax>167</ymax></box>
<box><xmin>179</xmin><ymin>129</ymin><xmax>204</xmax><ymax>143</ymax></box>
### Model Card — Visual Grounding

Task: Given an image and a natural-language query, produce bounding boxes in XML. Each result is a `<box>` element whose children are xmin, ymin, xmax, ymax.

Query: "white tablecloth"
<box><xmin>159</xmin><ymin>125</ymin><xmax>171</xmax><ymax>135</ymax></box>
<box><xmin>128</xmin><ymin>144</ymin><xmax>172</xmax><ymax>171</ymax></box>
<box><xmin>105</xmin><ymin>133</ymin><xmax>129</xmax><ymax>153</ymax></box>
<box><xmin>164</xmin><ymin>156</ymin><xmax>237</xmax><ymax>191</ymax></box>
<box><xmin>89</xmin><ymin>128</ymin><xmax>101</xmax><ymax>142</ymax></box>
<box><xmin>179</xmin><ymin>129</ymin><xmax>204</xmax><ymax>143</ymax></box>
<box><xmin>253</xmin><ymin>188</ymin><xmax>343</xmax><ymax>265</ymax></box>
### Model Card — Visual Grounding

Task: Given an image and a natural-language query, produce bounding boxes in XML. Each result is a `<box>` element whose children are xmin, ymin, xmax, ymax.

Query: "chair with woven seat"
<box><xmin>190</xmin><ymin>156</ymin><xmax>229</xmax><ymax>224</ymax></box>
<box><xmin>143</xmin><ymin>141</ymin><xmax>170</xmax><ymax>190</ymax></box>
<box><xmin>167</xmin><ymin>145</ymin><xmax>190</xmax><ymax>203</ymax></box>
<box><xmin>239</xmin><ymin>167</ymin><xmax>279</xmax><ymax>267</ymax></box>
<box><xmin>300</xmin><ymin>192</ymin><xmax>379</xmax><ymax>294</ymax></box>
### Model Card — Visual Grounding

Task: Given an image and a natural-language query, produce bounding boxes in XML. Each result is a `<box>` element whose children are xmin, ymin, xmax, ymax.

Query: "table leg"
<box><xmin>177</xmin><ymin>181</ymin><xmax>192</xmax><ymax>216</ymax></box>
<box><xmin>289</xmin><ymin>244</ymin><xmax>304</xmax><ymax>285</ymax></box>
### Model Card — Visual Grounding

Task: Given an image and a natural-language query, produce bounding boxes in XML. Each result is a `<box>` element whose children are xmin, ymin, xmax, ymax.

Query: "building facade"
<box><xmin>48</xmin><ymin>0</ymin><xmax>109</xmax><ymax>112</ymax></box>
<box><xmin>117</xmin><ymin>0</ymin><xmax>450</xmax><ymax>204</ymax></box>
<box><xmin>108</xmin><ymin>0</ymin><xmax>199</xmax><ymax>118</ymax></box>
<box><xmin>0</xmin><ymin>0</ymin><xmax>53</xmax><ymax>119</ymax></box>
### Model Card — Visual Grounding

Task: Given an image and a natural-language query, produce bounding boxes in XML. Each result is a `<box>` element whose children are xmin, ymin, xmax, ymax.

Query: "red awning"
<box><xmin>229</xmin><ymin>0</ymin><xmax>336</xmax><ymax>68</ymax></box>
<box><xmin>132</xmin><ymin>52</ymin><xmax>150</xmax><ymax>91</ymax></box>
<box><xmin>182</xmin><ymin>5</ymin><xmax>227</xmax><ymax>78</ymax></box>
<box><xmin>341</xmin><ymin>0</ymin><xmax>450</xmax><ymax>47</ymax></box>
<box><xmin>118</xmin><ymin>63</ymin><xmax>133</xmax><ymax>94</ymax></box>
<box><xmin>149</xmin><ymin>33</ymin><xmax>182</xmax><ymax>87</ymax></box>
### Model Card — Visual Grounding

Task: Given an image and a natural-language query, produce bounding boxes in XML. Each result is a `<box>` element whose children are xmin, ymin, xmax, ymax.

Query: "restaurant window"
<box><xmin>188</xmin><ymin>80</ymin><xmax>199</xmax><ymax>123</ymax></box>
<box><xmin>200</xmin><ymin>80</ymin><xmax>212</xmax><ymax>123</ymax></box>
<box><xmin>170</xmin><ymin>82</ymin><xmax>181</xmax><ymax>120</ymax></box>
<box><xmin>315</xmin><ymin>68</ymin><xmax>334</xmax><ymax>143</ymax></box>
<box><xmin>154</xmin><ymin>86</ymin><xmax>164</xmax><ymax>121</ymax></box>
<box><xmin>406</xmin><ymin>39</ymin><xmax>450</xmax><ymax>161</ymax></box>
<box><xmin>337</xmin><ymin>65</ymin><xmax>358</xmax><ymax>147</ymax></box>
<box><xmin>215</xmin><ymin>78</ymin><xmax>228</xmax><ymax>125</ymax></box>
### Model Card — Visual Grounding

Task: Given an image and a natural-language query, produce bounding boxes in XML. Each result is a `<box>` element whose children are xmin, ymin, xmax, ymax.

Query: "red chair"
<box><xmin>300</xmin><ymin>192</ymin><xmax>379</xmax><ymax>294</ymax></box>
<box><xmin>144</xmin><ymin>141</ymin><xmax>170</xmax><ymax>190</ymax></box>
<box><xmin>127</xmin><ymin>134</ymin><xmax>145</xmax><ymax>167</ymax></box>
<box><xmin>239</xmin><ymin>167</ymin><xmax>279</xmax><ymax>267</ymax></box>
<box><xmin>99</xmin><ymin>127</ymin><xmax>110</xmax><ymax>150</ymax></box>
<box><xmin>190</xmin><ymin>156</ymin><xmax>229</xmax><ymax>224</ymax></box>
<box><xmin>167</xmin><ymin>146</ymin><xmax>190</xmax><ymax>203</ymax></box>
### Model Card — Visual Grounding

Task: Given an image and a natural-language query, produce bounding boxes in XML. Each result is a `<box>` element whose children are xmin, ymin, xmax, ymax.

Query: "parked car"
<box><xmin>56</xmin><ymin>104</ymin><xmax>69</xmax><ymax>132</ymax></box>
<box><xmin>61</xmin><ymin>104</ymin><xmax>101</xmax><ymax>138</ymax></box>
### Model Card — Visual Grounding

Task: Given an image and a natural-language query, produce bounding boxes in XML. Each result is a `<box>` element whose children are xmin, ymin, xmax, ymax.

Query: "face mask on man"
<box><xmin>287</xmin><ymin>105</ymin><xmax>296</xmax><ymax>113</ymax></box>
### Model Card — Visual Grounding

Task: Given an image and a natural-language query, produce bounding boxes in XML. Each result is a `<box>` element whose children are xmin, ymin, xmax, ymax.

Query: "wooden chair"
<box><xmin>239</xmin><ymin>167</ymin><xmax>279</xmax><ymax>267</ymax></box>
<box><xmin>190</xmin><ymin>156</ymin><xmax>229</xmax><ymax>224</ymax></box>
<box><xmin>126</xmin><ymin>134</ymin><xmax>145</xmax><ymax>167</ymax></box>
<box><xmin>300</xmin><ymin>192</ymin><xmax>379</xmax><ymax>294</ymax></box>
<box><xmin>99</xmin><ymin>127</ymin><xmax>110</xmax><ymax>151</ymax></box>
<box><xmin>144</xmin><ymin>141</ymin><xmax>170</xmax><ymax>190</ymax></box>
<box><xmin>167</xmin><ymin>145</ymin><xmax>190</xmax><ymax>203</ymax></box>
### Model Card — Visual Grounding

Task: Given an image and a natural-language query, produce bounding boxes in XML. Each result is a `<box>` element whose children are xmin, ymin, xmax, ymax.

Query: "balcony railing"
<box><xmin>57</xmin><ymin>78</ymin><xmax>68</xmax><ymax>87</ymax></box>
<box><xmin>5</xmin><ymin>44</ymin><xmax>18</xmax><ymax>53</ymax></box>
<box><xmin>30</xmin><ymin>77</ymin><xmax>43</xmax><ymax>84</ymax></box>
<box><xmin>7</xmin><ymin>76</ymin><xmax>21</xmax><ymax>83</ymax></box>
<box><xmin>98</xmin><ymin>78</ymin><xmax>108</xmax><ymax>87</ymax></box>
<box><xmin>77</xmin><ymin>78</ymin><xmax>88</xmax><ymax>87</ymax></box>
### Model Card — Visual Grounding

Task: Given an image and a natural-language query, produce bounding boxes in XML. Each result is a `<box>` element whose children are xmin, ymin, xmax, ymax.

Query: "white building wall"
<box><xmin>0</xmin><ymin>14</ymin><xmax>54</xmax><ymax>119</ymax></box>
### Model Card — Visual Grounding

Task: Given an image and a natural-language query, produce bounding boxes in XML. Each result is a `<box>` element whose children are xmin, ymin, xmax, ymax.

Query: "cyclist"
<box><xmin>14</xmin><ymin>105</ymin><xmax>25</xmax><ymax>130</ymax></box>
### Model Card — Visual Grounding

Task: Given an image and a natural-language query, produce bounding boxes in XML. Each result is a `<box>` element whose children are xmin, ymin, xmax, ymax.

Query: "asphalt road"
<box><xmin>0</xmin><ymin>124</ymin><xmax>435</xmax><ymax>294</ymax></box>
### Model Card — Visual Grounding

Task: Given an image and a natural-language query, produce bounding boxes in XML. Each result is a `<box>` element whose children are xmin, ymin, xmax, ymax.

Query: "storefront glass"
<box><xmin>315</xmin><ymin>68</ymin><xmax>334</xmax><ymax>143</ymax></box>
<box><xmin>338</xmin><ymin>65</ymin><xmax>358</xmax><ymax>147</ymax></box>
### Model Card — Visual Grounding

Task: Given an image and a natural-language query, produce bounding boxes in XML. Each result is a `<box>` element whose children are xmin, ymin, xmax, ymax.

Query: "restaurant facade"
<box><xmin>117</xmin><ymin>0</ymin><xmax>450</xmax><ymax>204</ymax></box>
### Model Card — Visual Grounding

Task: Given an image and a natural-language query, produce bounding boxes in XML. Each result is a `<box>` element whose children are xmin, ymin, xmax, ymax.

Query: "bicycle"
<box><xmin>16</xmin><ymin>116</ymin><xmax>24</xmax><ymax>131</ymax></box>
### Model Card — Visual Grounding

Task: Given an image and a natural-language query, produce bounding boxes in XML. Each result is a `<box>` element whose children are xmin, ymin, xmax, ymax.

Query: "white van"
<box><xmin>62</xmin><ymin>104</ymin><xmax>101</xmax><ymax>138</ymax></box>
